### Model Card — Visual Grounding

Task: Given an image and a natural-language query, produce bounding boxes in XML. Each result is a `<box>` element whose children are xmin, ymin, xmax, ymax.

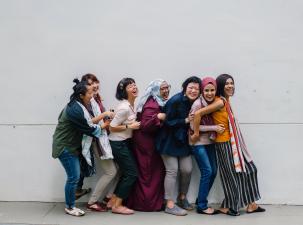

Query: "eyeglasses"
<box><xmin>187</xmin><ymin>86</ymin><xmax>200</xmax><ymax>91</ymax></box>
<box><xmin>160</xmin><ymin>85</ymin><xmax>171</xmax><ymax>91</ymax></box>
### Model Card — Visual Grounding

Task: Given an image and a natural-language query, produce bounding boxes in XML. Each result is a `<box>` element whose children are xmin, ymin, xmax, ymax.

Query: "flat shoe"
<box><xmin>87</xmin><ymin>202</ymin><xmax>108</xmax><ymax>212</ymax></box>
<box><xmin>219</xmin><ymin>209</ymin><xmax>240</xmax><ymax>216</ymax></box>
<box><xmin>112</xmin><ymin>206</ymin><xmax>134</xmax><ymax>215</ymax></box>
<box><xmin>165</xmin><ymin>205</ymin><xmax>187</xmax><ymax>216</ymax></box>
<box><xmin>247</xmin><ymin>206</ymin><xmax>266</xmax><ymax>214</ymax></box>
<box><xmin>197</xmin><ymin>208</ymin><xmax>219</xmax><ymax>215</ymax></box>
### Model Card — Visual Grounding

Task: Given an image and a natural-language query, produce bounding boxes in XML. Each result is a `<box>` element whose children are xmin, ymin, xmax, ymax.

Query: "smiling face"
<box><xmin>224</xmin><ymin>78</ymin><xmax>235</xmax><ymax>97</ymax></box>
<box><xmin>203</xmin><ymin>83</ymin><xmax>216</xmax><ymax>102</ymax></box>
<box><xmin>92</xmin><ymin>82</ymin><xmax>99</xmax><ymax>96</ymax></box>
<box><xmin>126</xmin><ymin>82</ymin><xmax>138</xmax><ymax>100</ymax></box>
<box><xmin>87</xmin><ymin>78</ymin><xmax>100</xmax><ymax>96</ymax></box>
<box><xmin>185</xmin><ymin>82</ymin><xmax>200</xmax><ymax>101</ymax></box>
<box><xmin>160</xmin><ymin>82</ymin><xmax>170</xmax><ymax>100</ymax></box>
<box><xmin>80</xmin><ymin>85</ymin><xmax>94</xmax><ymax>105</ymax></box>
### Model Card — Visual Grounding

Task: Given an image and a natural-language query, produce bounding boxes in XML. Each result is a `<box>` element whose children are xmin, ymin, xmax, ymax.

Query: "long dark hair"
<box><xmin>68</xmin><ymin>78</ymin><xmax>89</xmax><ymax>105</ymax></box>
<box><xmin>216</xmin><ymin>74</ymin><xmax>235</xmax><ymax>97</ymax></box>
<box><xmin>115</xmin><ymin>77</ymin><xmax>135</xmax><ymax>100</ymax></box>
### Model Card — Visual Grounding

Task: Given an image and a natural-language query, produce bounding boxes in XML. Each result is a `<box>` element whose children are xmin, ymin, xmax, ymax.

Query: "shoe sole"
<box><xmin>176</xmin><ymin>203</ymin><xmax>194</xmax><ymax>211</ymax></box>
<box><xmin>65</xmin><ymin>210</ymin><xmax>85</xmax><ymax>217</ymax></box>
<box><xmin>164</xmin><ymin>211</ymin><xmax>187</xmax><ymax>216</ymax></box>
<box><xmin>219</xmin><ymin>210</ymin><xmax>240</xmax><ymax>216</ymax></box>
<box><xmin>112</xmin><ymin>211</ymin><xmax>134</xmax><ymax>215</ymax></box>
<box><xmin>86</xmin><ymin>208</ymin><xmax>108</xmax><ymax>212</ymax></box>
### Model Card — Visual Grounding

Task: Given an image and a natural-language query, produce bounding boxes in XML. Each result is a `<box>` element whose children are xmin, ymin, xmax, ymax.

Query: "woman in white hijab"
<box><xmin>126</xmin><ymin>79</ymin><xmax>170</xmax><ymax>211</ymax></box>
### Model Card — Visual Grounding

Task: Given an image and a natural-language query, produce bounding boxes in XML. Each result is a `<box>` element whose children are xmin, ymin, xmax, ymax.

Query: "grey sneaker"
<box><xmin>176</xmin><ymin>198</ymin><xmax>194</xmax><ymax>210</ymax></box>
<box><xmin>165</xmin><ymin>205</ymin><xmax>187</xmax><ymax>216</ymax></box>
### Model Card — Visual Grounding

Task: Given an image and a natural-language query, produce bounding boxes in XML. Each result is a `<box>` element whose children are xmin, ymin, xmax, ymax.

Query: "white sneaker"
<box><xmin>65</xmin><ymin>207</ymin><xmax>85</xmax><ymax>216</ymax></box>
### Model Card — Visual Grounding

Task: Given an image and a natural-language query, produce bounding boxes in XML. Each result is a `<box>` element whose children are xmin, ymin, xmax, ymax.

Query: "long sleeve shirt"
<box><xmin>52</xmin><ymin>100</ymin><xmax>101</xmax><ymax>158</ymax></box>
<box><xmin>156</xmin><ymin>92</ymin><xmax>193</xmax><ymax>156</ymax></box>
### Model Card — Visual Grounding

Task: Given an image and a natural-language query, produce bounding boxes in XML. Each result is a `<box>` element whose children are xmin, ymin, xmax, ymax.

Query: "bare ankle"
<box><xmin>166</xmin><ymin>200</ymin><xmax>175</xmax><ymax>209</ymax></box>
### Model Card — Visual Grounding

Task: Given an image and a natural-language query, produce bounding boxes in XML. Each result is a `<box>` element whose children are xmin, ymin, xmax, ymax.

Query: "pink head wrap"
<box><xmin>201</xmin><ymin>77</ymin><xmax>217</xmax><ymax>91</ymax></box>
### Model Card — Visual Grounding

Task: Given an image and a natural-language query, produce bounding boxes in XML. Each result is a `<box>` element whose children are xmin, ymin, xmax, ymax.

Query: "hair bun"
<box><xmin>73</xmin><ymin>78</ymin><xmax>80</xmax><ymax>84</ymax></box>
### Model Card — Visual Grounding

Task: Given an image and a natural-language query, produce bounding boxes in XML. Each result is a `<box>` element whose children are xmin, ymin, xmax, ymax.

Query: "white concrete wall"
<box><xmin>1</xmin><ymin>0</ymin><xmax>303</xmax><ymax>204</ymax></box>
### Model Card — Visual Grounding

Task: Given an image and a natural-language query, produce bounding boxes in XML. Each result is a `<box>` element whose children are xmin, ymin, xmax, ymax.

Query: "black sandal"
<box><xmin>219</xmin><ymin>208</ymin><xmax>240</xmax><ymax>216</ymax></box>
<box><xmin>247</xmin><ymin>206</ymin><xmax>266</xmax><ymax>214</ymax></box>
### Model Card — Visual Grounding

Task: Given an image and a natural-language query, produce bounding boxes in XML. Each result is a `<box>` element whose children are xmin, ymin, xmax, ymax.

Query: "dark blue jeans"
<box><xmin>192</xmin><ymin>144</ymin><xmax>217</xmax><ymax>210</ymax></box>
<box><xmin>58</xmin><ymin>148</ymin><xmax>80</xmax><ymax>208</ymax></box>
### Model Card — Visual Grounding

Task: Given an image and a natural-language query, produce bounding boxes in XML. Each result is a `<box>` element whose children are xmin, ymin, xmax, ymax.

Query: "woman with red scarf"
<box><xmin>191</xmin><ymin>74</ymin><xmax>265</xmax><ymax>216</ymax></box>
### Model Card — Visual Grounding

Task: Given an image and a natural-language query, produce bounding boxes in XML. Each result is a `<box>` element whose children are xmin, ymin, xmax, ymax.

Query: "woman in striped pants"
<box><xmin>191</xmin><ymin>74</ymin><xmax>265</xmax><ymax>216</ymax></box>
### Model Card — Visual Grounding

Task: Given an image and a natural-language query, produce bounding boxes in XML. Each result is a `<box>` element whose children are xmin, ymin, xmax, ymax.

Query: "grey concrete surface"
<box><xmin>0</xmin><ymin>202</ymin><xmax>303</xmax><ymax>225</ymax></box>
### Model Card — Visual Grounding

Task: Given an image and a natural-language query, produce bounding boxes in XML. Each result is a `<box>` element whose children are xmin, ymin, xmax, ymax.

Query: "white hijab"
<box><xmin>136</xmin><ymin>79</ymin><xmax>168</xmax><ymax>113</ymax></box>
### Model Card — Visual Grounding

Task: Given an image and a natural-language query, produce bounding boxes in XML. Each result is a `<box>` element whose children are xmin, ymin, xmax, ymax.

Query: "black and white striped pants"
<box><xmin>216</xmin><ymin>141</ymin><xmax>261</xmax><ymax>211</ymax></box>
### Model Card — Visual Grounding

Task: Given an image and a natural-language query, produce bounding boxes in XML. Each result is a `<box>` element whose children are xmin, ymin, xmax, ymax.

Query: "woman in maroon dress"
<box><xmin>126</xmin><ymin>79</ymin><xmax>170</xmax><ymax>211</ymax></box>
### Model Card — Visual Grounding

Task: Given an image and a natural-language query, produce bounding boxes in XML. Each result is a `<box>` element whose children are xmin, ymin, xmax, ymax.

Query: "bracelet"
<box><xmin>125</xmin><ymin>124</ymin><xmax>128</xmax><ymax>129</ymax></box>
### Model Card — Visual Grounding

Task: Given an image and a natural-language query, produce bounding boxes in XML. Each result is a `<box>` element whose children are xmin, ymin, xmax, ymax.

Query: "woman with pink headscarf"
<box><xmin>189</xmin><ymin>77</ymin><xmax>225</xmax><ymax>215</ymax></box>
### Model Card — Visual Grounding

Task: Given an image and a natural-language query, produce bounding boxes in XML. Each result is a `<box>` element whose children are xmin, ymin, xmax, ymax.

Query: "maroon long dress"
<box><xmin>126</xmin><ymin>97</ymin><xmax>165</xmax><ymax>211</ymax></box>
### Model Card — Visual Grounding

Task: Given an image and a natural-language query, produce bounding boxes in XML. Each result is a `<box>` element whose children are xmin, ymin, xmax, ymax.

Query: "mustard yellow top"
<box><xmin>212</xmin><ymin>99</ymin><xmax>230</xmax><ymax>142</ymax></box>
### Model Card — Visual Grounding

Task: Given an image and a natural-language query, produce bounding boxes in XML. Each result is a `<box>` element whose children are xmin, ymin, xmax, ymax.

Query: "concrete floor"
<box><xmin>0</xmin><ymin>202</ymin><xmax>302</xmax><ymax>225</ymax></box>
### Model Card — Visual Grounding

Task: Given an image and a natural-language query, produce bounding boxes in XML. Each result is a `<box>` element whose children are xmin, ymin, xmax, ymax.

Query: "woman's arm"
<box><xmin>109</xmin><ymin>107</ymin><xmax>140</xmax><ymax>132</ymax></box>
<box><xmin>91</xmin><ymin>111</ymin><xmax>114</xmax><ymax>124</ymax></box>
<box><xmin>139</xmin><ymin>105</ymin><xmax>164</xmax><ymax>132</ymax></box>
<box><xmin>66</xmin><ymin>103</ymin><xmax>102</xmax><ymax>138</ymax></box>
<box><xmin>163</xmin><ymin>97</ymin><xmax>189</xmax><ymax>128</ymax></box>
<box><xmin>109</xmin><ymin>121</ymin><xmax>140</xmax><ymax>132</ymax></box>
<box><xmin>199</xmin><ymin>124</ymin><xmax>225</xmax><ymax>133</ymax></box>
<box><xmin>191</xmin><ymin>99</ymin><xmax>224</xmax><ymax>141</ymax></box>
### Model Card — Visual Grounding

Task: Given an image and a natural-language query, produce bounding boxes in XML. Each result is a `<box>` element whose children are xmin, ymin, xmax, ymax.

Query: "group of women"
<box><xmin>52</xmin><ymin>73</ymin><xmax>265</xmax><ymax>217</ymax></box>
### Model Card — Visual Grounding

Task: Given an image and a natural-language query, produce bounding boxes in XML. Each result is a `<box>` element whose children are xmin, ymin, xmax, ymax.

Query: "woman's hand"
<box><xmin>215</xmin><ymin>124</ymin><xmax>225</xmax><ymax>134</ymax></box>
<box><xmin>92</xmin><ymin>111</ymin><xmax>114</xmax><ymax>124</ymax></box>
<box><xmin>185</xmin><ymin>113</ymin><xmax>194</xmax><ymax>123</ymax></box>
<box><xmin>101</xmin><ymin>120</ymin><xmax>111</xmax><ymax>129</ymax></box>
<box><xmin>190</xmin><ymin>132</ymin><xmax>200</xmax><ymax>142</ymax></box>
<box><xmin>103</xmin><ymin>111</ymin><xmax>115</xmax><ymax>119</ymax></box>
<box><xmin>128</xmin><ymin>121</ymin><xmax>141</xmax><ymax>130</ymax></box>
<box><xmin>157</xmin><ymin>113</ymin><xmax>166</xmax><ymax>121</ymax></box>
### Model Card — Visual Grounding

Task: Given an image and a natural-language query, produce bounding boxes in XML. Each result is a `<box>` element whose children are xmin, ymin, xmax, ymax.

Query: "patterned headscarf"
<box><xmin>136</xmin><ymin>79</ymin><xmax>168</xmax><ymax>113</ymax></box>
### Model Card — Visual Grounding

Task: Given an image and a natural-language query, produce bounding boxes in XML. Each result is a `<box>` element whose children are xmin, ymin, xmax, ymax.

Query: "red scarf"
<box><xmin>225</xmin><ymin>100</ymin><xmax>253</xmax><ymax>173</ymax></box>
